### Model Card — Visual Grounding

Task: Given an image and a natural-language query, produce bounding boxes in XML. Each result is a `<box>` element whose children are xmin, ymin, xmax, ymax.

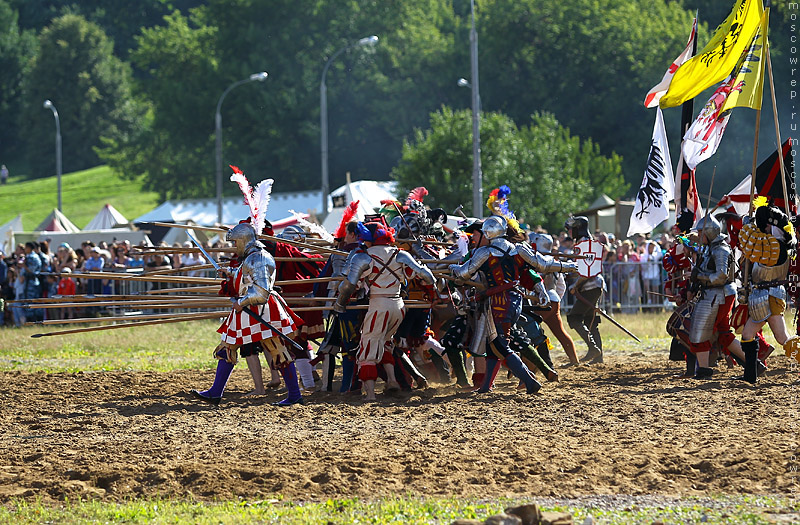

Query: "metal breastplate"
<box><xmin>751</xmin><ymin>259</ymin><xmax>790</xmax><ymax>284</ymax></box>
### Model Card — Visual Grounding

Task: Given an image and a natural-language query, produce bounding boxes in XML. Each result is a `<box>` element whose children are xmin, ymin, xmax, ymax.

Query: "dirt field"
<box><xmin>0</xmin><ymin>351</ymin><xmax>796</xmax><ymax>504</ymax></box>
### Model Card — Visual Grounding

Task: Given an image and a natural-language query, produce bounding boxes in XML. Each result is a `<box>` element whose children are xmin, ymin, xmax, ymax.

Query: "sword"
<box><xmin>186</xmin><ymin>232</ymin><xmax>222</xmax><ymax>272</ymax></box>
<box><xmin>573</xmin><ymin>289</ymin><xmax>641</xmax><ymax>342</ymax></box>
<box><xmin>187</xmin><ymin>231</ymin><xmax>305</xmax><ymax>352</ymax></box>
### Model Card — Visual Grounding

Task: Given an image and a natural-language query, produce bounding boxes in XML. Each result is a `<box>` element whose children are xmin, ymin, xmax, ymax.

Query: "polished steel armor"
<box><xmin>748</xmin><ymin>259</ymin><xmax>790</xmax><ymax>322</ymax></box>
<box><xmin>237</xmin><ymin>244</ymin><xmax>276</xmax><ymax>308</ymax></box>
<box><xmin>226</xmin><ymin>222</ymin><xmax>258</xmax><ymax>257</ymax></box>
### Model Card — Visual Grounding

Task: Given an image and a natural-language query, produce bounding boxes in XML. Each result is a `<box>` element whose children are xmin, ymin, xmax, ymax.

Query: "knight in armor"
<box><xmin>529</xmin><ymin>232</ymin><xmax>579</xmax><ymax>366</ymax></box>
<box><xmin>314</xmin><ymin>202</ymin><xmax>364</xmax><ymax>393</ymax></box>
<box><xmin>191</xmin><ymin>221</ymin><xmax>304</xmax><ymax>406</ymax></box>
<box><xmin>663</xmin><ymin>210</ymin><xmax>698</xmax><ymax>378</ymax></box>
<box><xmin>737</xmin><ymin>202</ymin><xmax>798</xmax><ymax>382</ymax></box>
<box><xmin>334</xmin><ymin>218</ymin><xmax>437</xmax><ymax>401</ymax></box>
<box><xmin>685</xmin><ymin>214</ymin><xmax>741</xmax><ymax>380</ymax></box>
<box><xmin>563</xmin><ymin>216</ymin><xmax>606</xmax><ymax>364</ymax></box>
<box><xmin>448</xmin><ymin>215</ymin><xmax>576</xmax><ymax>394</ymax></box>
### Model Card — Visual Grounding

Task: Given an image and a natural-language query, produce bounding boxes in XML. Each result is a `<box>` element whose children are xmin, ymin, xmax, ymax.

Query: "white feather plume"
<box><xmin>251</xmin><ymin>178</ymin><xmax>274</xmax><ymax>235</ymax></box>
<box><xmin>229</xmin><ymin>168</ymin><xmax>257</xmax><ymax>221</ymax></box>
<box><xmin>289</xmin><ymin>209</ymin><xmax>334</xmax><ymax>243</ymax></box>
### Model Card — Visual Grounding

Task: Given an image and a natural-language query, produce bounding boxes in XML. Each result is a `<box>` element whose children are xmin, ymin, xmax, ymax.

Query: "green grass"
<box><xmin>0</xmin><ymin>319</ymin><xmax>221</xmax><ymax>372</ymax></box>
<box><xmin>0</xmin><ymin>166</ymin><xmax>159</xmax><ymax>230</ymax></box>
<box><xmin>0</xmin><ymin>495</ymin><xmax>794</xmax><ymax>524</ymax></box>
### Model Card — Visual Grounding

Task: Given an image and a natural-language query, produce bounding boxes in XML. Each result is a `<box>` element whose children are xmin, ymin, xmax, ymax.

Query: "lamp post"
<box><xmin>43</xmin><ymin>100</ymin><xmax>62</xmax><ymax>212</ymax></box>
<box><xmin>468</xmin><ymin>0</ymin><xmax>483</xmax><ymax>218</ymax></box>
<box><xmin>320</xmin><ymin>35</ymin><xmax>378</xmax><ymax>218</ymax></box>
<box><xmin>215</xmin><ymin>71</ymin><xmax>268</xmax><ymax>224</ymax></box>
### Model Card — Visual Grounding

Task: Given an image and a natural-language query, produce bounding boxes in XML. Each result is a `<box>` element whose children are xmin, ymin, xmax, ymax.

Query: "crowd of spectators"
<box><xmin>0</xmin><ymin>239</ymin><xmax>215</xmax><ymax>327</ymax></box>
<box><xmin>531</xmin><ymin>228</ymin><xmax>675</xmax><ymax>312</ymax></box>
<box><xmin>0</xmin><ymin>226</ymin><xmax>677</xmax><ymax>326</ymax></box>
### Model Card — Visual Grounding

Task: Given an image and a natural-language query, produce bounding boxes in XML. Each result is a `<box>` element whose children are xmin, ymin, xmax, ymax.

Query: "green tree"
<box><xmin>392</xmin><ymin>107</ymin><xmax>626</xmax><ymax>231</ymax></box>
<box><xmin>19</xmin><ymin>14</ymin><xmax>138</xmax><ymax>178</ymax></box>
<box><xmin>478</xmin><ymin>0</ymin><xmax>698</xmax><ymax>189</ymax></box>
<box><xmin>0</xmin><ymin>0</ymin><xmax>37</xmax><ymax>171</ymax></box>
<box><xmin>99</xmin><ymin>10</ymin><xmax>218</xmax><ymax>199</ymax></box>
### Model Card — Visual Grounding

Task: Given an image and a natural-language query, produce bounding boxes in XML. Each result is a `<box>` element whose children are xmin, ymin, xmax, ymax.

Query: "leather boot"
<box><xmin>741</xmin><ymin>339</ymin><xmax>758</xmax><ymax>384</ymax></box>
<box><xmin>693</xmin><ymin>367</ymin><xmax>714</xmax><ymax>380</ymax></box>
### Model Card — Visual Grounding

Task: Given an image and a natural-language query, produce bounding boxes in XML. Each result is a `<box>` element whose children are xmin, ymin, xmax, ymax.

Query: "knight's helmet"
<box><xmin>695</xmin><ymin>214</ymin><xmax>722</xmax><ymax>245</ymax></box>
<box><xmin>564</xmin><ymin>215</ymin><xmax>590</xmax><ymax>240</ymax></box>
<box><xmin>529</xmin><ymin>232</ymin><xmax>554</xmax><ymax>253</ymax></box>
<box><xmin>482</xmin><ymin>215</ymin><xmax>508</xmax><ymax>240</ymax></box>
<box><xmin>226</xmin><ymin>222</ymin><xmax>258</xmax><ymax>257</ymax></box>
<box><xmin>277</xmin><ymin>224</ymin><xmax>306</xmax><ymax>242</ymax></box>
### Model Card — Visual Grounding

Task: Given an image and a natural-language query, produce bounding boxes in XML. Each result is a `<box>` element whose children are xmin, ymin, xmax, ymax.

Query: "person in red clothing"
<box><xmin>55</xmin><ymin>267</ymin><xmax>76</xmax><ymax>320</ymax></box>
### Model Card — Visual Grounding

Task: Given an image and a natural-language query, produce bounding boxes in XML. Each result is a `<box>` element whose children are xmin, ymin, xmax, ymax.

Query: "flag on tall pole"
<box><xmin>644</xmin><ymin>18</ymin><xmax>697</xmax><ymax>108</ymax></box>
<box><xmin>660</xmin><ymin>0</ymin><xmax>763</xmax><ymax>108</ymax></box>
<box><xmin>722</xmin><ymin>8</ymin><xmax>768</xmax><ymax>112</ymax></box>
<box><xmin>716</xmin><ymin>138</ymin><xmax>796</xmax><ymax>214</ymax></box>
<box><xmin>628</xmin><ymin>108</ymin><xmax>674</xmax><ymax>236</ymax></box>
<box><xmin>681</xmin><ymin>77</ymin><xmax>740</xmax><ymax>170</ymax></box>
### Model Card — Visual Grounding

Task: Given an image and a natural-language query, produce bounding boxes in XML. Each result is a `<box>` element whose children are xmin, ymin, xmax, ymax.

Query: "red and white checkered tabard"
<box><xmin>217</xmin><ymin>267</ymin><xmax>298</xmax><ymax>346</ymax></box>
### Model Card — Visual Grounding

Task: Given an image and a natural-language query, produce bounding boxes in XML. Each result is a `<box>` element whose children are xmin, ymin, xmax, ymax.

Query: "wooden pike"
<box><xmin>146</xmin><ymin>286</ymin><xmax>220</xmax><ymax>295</ymax></box>
<box><xmin>45</xmin><ymin>272</ymin><xmax>223</xmax><ymax>285</ymax></box>
<box><xmin>23</xmin><ymin>298</ymin><xmax>231</xmax><ymax>309</ymax></box>
<box><xmin>31</xmin><ymin>311</ymin><xmax>227</xmax><ymax>338</ymax></box>
<box><xmin>291</xmin><ymin>303</ymin><xmax>433</xmax><ymax>312</ymax></box>
<box><xmin>275</xmin><ymin>276</ymin><xmax>343</xmax><ymax>286</ymax></box>
<box><xmin>146</xmin><ymin>264</ymin><xmax>216</xmax><ymax>275</ymax></box>
<box><xmin>132</xmin><ymin>246</ymin><xmax>233</xmax><ymax>254</ymax></box>
<box><xmin>31</xmin><ymin>310</ymin><xmax>230</xmax><ymax>326</ymax></box>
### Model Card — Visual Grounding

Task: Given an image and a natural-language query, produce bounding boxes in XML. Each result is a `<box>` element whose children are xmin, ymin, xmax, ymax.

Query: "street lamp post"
<box><xmin>215</xmin><ymin>71</ymin><xmax>268</xmax><ymax>224</ymax></box>
<box><xmin>43</xmin><ymin>100</ymin><xmax>62</xmax><ymax>212</ymax></box>
<box><xmin>320</xmin><ymin>35</ymin><xmax>378</xmax><ymax>218</ymax></box>
<box><xmin>468</xmin><ymin>0</ymin><xmax>483</xmax><ymax>218</ymax></box>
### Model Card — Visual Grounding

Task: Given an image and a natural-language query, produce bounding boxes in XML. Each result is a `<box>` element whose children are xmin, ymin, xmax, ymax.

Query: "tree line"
<box><xmin>0</xmin><ymin>0</ymin><xmax>792</xmax><ymax>230</ymax></box>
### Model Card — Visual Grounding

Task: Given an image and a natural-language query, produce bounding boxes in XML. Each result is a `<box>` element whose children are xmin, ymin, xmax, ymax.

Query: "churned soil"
<box><xmin>0</xmin><ymin>353</ymin><xmax>796</xmax><ymax>504</ymax></box>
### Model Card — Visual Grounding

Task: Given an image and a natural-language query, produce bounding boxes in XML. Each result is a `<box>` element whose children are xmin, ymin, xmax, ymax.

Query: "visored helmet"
<box><xmin>529</xmin><ymin>232</ymin><xmax>553</xmax><ymax>253</ymax></box>
<box><xmin>482</xmin><ymin>215</ymin><xmax>508</xmax><ymax>240</ymax></box>
<box><xmin>226</xmin><ymin>222</ymin><xmax>258</xmax><ymax>257</ymax></box>
<box><xmin>277</xmin><ymin>224</ymin><xmax>306</xmax><ymax>241</ymax></box>
<box><xmin>695</xmin><ymin>215</ymin><xmax>721</xmax><ymax>244</ymax></box>
<box><xmin>564</xmin><ymin>216</ymin><xmax>589</xmax><ymax>239</ymax></box>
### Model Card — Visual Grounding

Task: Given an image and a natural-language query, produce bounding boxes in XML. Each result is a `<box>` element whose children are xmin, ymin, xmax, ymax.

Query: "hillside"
<box><xmin>0</xmin><ymin>166</ymin><xmax>159</xmax><ymax>230</ymax></box>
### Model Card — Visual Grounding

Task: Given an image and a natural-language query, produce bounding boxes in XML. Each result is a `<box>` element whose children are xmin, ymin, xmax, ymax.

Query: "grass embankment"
<box><xmin>1</xmin><ymin>495</ymin><xmax>794</xmax><ymax>524</ymax></box>
<box><xmin>0</xmin><ymin>166</ymin><xmax>159</xmax><ymax>229</ymax></box>
<box><xmin>0</xmin><ymin>312</ymin><xmax>678</xmax><ymax>373</ymax></box>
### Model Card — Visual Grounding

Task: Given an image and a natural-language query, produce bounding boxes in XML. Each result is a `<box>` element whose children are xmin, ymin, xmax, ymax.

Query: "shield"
<box><xmin>573</xmin><ymin>239</ymin><xmax>603</xmax><ymax>278</ymax></box>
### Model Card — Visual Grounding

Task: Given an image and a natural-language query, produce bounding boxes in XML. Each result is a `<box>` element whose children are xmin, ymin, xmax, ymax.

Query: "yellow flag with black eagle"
<box><xmin>721</xmin><ymin>8</ymin><xmax>768</xmax><ymax>111</ymax></box>
<box><xmin>660</xmin><ymin>0</ymin><xmax>763</xmax><ymax>109</ymax></box>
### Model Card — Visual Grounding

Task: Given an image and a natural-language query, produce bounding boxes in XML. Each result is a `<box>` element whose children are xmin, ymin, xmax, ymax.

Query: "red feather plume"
<box><xmin>334</xmin><ymin>200</ymin><xmax>360</xmax><ymax>239</ymax></box>
<box><xmin>405</xmin><ymin>187</ymin><xmax>428</xmax><ymax>206</ymax></box>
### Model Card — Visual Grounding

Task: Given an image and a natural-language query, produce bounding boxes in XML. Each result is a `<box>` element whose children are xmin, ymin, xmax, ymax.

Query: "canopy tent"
<box><xmin>35</xmin><ymin>209</ymin><xmax>81</xmax><ymax>233</ymax></box>
<box><xmin>0</xmin><ymin>215</ymin><xmax>23</xmax><ymax>254</ymax></box>
<box><xmin>133</xmin><ymin>190</ymin><xmax>327</xmax><ymax>228</ymax></box>
<box><xmin>322</xmin><ymin>180</ymin><xmax>399</xmax><ymax>233</ymax></box>
<box><xmin>85</xmin><ymin>204</ymin><xmax>129</xmax><ymax>230</ymax></box>
<box><xmin>33</xmin><ymin>229</ymin><xmax>152</xmax><ymax>248</ymax></box>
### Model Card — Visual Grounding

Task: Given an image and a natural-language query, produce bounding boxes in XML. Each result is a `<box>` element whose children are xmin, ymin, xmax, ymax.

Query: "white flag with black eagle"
<box><xmin>628</xmin><ymin>107</ymin><xmax>674</xmax><ymax>237</ymax></box>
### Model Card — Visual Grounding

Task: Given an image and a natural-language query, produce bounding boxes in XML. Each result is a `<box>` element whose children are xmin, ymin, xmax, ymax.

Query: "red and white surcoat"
<box><xmin>217</xmin><ymin>263</ymin><xmax>299</xmax><ymax>346</ymax></box>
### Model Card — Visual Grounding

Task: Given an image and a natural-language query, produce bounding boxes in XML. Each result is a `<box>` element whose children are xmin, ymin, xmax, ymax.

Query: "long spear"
<box><xmin>30</xmin><ymin>310</ymin><xmax>230</xmax><ymax>326</ymax></box>
<box><xmin>31</xmin><ymin>311</ymin><xmax>227</xmax><ymax>338</ymax></box>
<box><xmin>43</xmin><ymin>272</ymin><xmax>222</xmax><ymax>285</ymax></box>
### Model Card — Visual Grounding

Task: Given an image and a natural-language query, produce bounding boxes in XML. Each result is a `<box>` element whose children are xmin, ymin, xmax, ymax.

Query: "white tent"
<box><xmin>85</xmin><ymin>204</ymin><xmax>128</xmax><ymax>230</ymax></box>
<box><xmin>0</xmin><ymin>215</ymin><xmax>23</xmax><ymax>254</ymax></box>
<box><xmin>322</xmin><ymin>180</ymin><xmax>399</xmax><ymax>233</ymax></box>
<box><xmin>35</xmin><ymin>209</ymin><xmax>81</xmax><ymax>233</ymax></box>
<box><xmin>36</xmin><ymin>229</ymin><xmax>151</xmax><ymax>247</ymax></box>
<box><xmin>133</xmin><ymin>190</ymin><xmax>328</xmax><ymax>227</ymax></box>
